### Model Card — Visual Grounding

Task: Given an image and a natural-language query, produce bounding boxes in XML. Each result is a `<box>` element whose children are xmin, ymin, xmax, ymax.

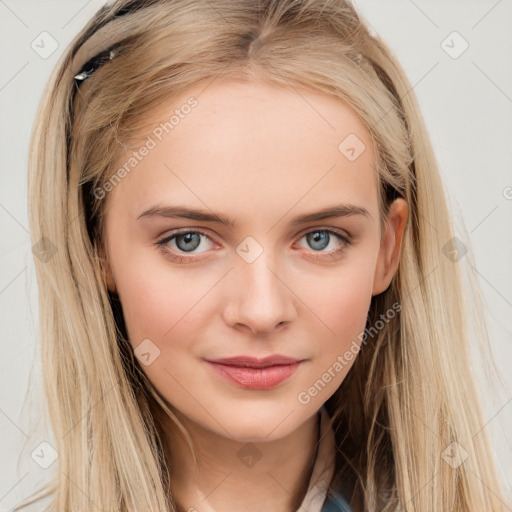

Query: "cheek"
<box><xmin>115</xmin><ymin>255</ymin><xmax>209</xmax><ymax>348</ymax></box>
<box><xmin>114</xmin><ymin>256</ymin><xmax>216</xmax><ymax>408</ymax></box>
<box><xmin>306</xmin><ymin>273</ymin><xmax>370</xmax><ymax>337</ymax></box>
<box><xmin>290</xmin><ymin>252</ymin><xmax>377</xmax><ymax>400</ymax></box>
<box><xmin>296</xmin><ymin>255</ymin><xmax>376</xmax><ymax>342</ymax></box>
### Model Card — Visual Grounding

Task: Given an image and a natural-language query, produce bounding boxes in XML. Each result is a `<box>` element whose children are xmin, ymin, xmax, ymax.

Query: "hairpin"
<box><xmin>74</xmin><ymin>47</ymin><xmax>117</xmax><ymax>84</ymax></box>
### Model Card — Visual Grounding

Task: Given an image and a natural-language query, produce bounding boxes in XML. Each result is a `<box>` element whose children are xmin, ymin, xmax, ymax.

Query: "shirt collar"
<box><xmin>296</xmin><ymin>405</ymin><xmax>337</xmax><ymax>512</ymax></box>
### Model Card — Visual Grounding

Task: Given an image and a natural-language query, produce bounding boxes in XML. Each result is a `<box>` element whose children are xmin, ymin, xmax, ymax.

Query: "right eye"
<box><xmin>155</xmin><ymin>229</ymin><xmax>218</xmax><ymax>262</ymax></box>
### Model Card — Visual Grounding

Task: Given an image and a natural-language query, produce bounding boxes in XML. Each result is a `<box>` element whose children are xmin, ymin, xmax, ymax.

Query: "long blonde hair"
<box><xmin>20</xmin><ymin>0</ymin><xmax>507</xmax><ymax>510</ymax></box>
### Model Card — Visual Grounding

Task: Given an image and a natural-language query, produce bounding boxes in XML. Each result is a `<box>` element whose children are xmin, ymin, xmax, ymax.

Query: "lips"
<box><xmin>206</xmin><ymin>354</ymin><xmax>303</xmax><ymax>368</ymax></box>
<box><xmin>204</xmin><ymin>355</ymin><xmax>304</xmax><ymax>389</ymax></box>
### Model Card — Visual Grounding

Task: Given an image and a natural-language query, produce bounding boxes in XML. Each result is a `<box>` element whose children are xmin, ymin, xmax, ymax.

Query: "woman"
<box><xmin>19</xmin><ymin>0</ymin><xmax>507</xmax><ymax>511</ymax></box>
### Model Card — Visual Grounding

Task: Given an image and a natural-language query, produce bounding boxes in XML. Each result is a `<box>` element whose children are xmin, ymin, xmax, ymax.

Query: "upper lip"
<box><xmin>206</xmin><ymin>355</ymin><xmax>304</xmax><ymax>368</ymax></box>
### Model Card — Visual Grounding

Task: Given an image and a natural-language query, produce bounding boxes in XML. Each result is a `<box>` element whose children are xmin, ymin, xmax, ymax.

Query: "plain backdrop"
<box><xmin>1</xmin><ymin>0</ymin><xmax>511</xmax><ymax>510</ymax></box>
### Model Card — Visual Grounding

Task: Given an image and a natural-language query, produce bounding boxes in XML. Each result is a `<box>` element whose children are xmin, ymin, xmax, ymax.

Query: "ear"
<box><xmin>372</xmin><ymin>198</ymin><xmax>408</xmax><ymax>296</ymax></box>
<box><xmin>94</xmin><ymin>226</ymin><xmax>117</xmax><ymax>294</ymax></box>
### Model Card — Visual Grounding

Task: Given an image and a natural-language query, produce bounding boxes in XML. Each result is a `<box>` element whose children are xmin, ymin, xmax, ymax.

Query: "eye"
<box><xmin>295</xmin><ymin>228</ymin><xmax>351</xmax><ymax>260</ymax></box>
<box><xmin>156</xmin><ymin>229</ymin><xmax>216</xmax><ymax>263</ymax></box>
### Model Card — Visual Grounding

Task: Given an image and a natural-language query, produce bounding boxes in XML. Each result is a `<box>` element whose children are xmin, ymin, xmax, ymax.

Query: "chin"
<box><xmin>211</xmin><ymin>403</ymin><xmax>311</xmax><ymax>443</ymax></box>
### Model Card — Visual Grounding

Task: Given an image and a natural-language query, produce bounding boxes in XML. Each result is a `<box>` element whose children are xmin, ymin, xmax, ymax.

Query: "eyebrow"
<box><xmin>137</xmin><ymin>203</ymin><xmax>371</xmax><ymax>227</ymax></box>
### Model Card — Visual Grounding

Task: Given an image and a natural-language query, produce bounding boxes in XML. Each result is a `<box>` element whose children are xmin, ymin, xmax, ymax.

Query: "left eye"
<box><xmin>156</xmin><ymin>228</ymin><xmax>351</xmax><ymax>262</ymax></box>
<box><xmin>297</xmin><ymin>229</ymin><xmax>349</xmax><ymax>253</ymax></box>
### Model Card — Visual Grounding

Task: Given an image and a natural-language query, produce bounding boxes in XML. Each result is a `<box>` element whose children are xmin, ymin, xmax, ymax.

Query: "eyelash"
<box><xmin>155</xmin><ymin>227</ymin><xmax>352</xmax><ymax>263</ymax></box>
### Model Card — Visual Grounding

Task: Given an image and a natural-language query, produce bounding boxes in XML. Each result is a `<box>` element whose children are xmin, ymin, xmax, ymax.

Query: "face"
<box><xmin>99</xmin><ymin>77</ymin><xmax>407</xmax><ymax>442</ymax></box>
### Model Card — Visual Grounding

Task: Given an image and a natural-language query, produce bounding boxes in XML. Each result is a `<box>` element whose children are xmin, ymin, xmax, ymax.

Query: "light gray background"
<box><xmin>1</xmin><ymin>0</ymin><xmax>511</xmax><ymax>510</ymax></box>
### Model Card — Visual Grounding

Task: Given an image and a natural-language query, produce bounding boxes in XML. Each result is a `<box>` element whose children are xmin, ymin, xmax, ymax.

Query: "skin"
<box><xmin>98</xmin><ymin>77</ymin><xmax>408</xmax><ymax>512</ymax></box>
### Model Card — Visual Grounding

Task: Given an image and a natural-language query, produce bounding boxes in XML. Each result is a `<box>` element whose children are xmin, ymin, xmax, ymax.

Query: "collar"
<box><xmin>296</xmin><ymin>405</ymin><xmax>337</xmax><ymax>512</ymax></box>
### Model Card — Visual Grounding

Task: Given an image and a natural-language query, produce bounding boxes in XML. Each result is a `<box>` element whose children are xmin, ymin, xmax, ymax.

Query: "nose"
<box><xmin>222</xmin><ymin>253</ymin><xmax>297</xmax><ymax>336</ymax></box>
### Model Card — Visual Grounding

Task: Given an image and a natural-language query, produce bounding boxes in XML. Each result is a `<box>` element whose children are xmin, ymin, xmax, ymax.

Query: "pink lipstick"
<box><xmin>204</xmin><ymin>355</ymin><xmax>303</xmax><ymax>390</ymax></box>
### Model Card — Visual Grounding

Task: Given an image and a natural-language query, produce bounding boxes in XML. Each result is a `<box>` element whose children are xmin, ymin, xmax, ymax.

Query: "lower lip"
<box><xmin>205</xmin><ymin>361</ymin><xmax>302</xmax><ymax>389</ymax></box>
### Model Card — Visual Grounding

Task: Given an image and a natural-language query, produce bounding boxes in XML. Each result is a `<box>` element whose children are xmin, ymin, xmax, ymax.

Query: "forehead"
<box><xmin>107</xmin><ymin>78</ymin><xmax>379</xmax><ymax>221</ymax></box>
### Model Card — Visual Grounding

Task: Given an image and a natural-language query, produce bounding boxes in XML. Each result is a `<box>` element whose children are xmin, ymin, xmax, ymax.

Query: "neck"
<box><xmin>157</xmin><ymin>406</ymin><xmax>321</xmax><ymax>512</ymax></box>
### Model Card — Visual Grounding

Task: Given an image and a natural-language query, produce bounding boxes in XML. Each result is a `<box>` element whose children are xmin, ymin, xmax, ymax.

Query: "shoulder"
<box><xmin>321</xmin><ymin>489</ymin><xmax>354</xmax><ymax>512</ymax></box>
